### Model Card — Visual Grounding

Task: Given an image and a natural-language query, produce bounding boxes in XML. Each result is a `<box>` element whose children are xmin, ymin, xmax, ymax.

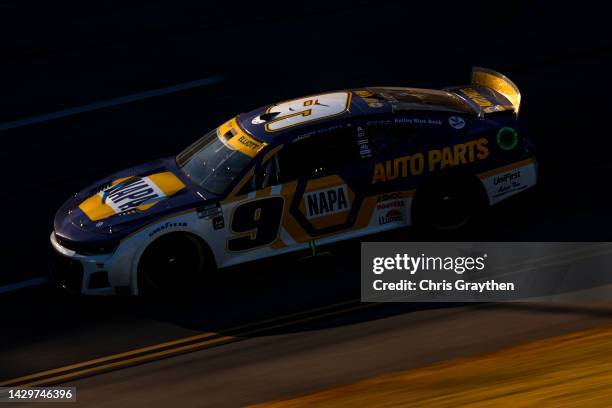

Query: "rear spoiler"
<box><xmin>470</xmin><ymin>67</ymin><xmax>521</xmax><ymax>115</ymax></box>
<box><xmin>448</xmin><ymin>67</ymin><xmax>521</xmax><ymax>118</ymax></box>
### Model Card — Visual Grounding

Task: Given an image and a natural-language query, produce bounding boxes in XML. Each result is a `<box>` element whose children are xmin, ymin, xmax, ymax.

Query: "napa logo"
<box><xmin>79</xmin><ymin>172</ymin><xmax>186</xmax><ymax>222</ymax></box>
<box><xmin>101</xmin><ymin>177</ymin><xmax>163</xmax><ymax>212</ymax></box>
<box><xmin>304</xmin><ymin>185</ymin><xmax>350</xmax><ymax>219</ymax></box>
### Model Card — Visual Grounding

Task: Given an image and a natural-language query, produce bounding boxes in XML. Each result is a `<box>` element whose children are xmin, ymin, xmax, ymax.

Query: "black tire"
<box><xmin>138</xmin><ymin>233</ymin><xmax>207</xmax><ymax>296</ymax></box>
<box><xmin>412</xmin><ymin>176</ymin><xmax>487</xmax><ymax>231</ymax></box>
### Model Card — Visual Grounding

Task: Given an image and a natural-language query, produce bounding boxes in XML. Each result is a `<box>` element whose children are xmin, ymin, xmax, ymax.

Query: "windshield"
<box><xmin>177</xmin><ymin>127</ymin><xmax>255</xmax><ymax>195</ymax></box>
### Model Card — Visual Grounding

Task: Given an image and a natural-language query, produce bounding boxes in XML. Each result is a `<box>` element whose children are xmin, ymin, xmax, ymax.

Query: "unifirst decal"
<box><xmin>372</xmin><ymin>138</ymin><xmax>489</xmax><ymax>184</ymax></box>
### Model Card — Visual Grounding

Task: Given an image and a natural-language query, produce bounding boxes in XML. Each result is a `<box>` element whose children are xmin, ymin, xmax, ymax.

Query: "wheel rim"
<box><xmin>421</xmin><ymin>184</ymin><xmax>474</xmax><ymax>230</ymax></box>
<box><xmin>141</xmin><ymin>235</ymin><xmax>204</xmax><ymax>292</ymax></box>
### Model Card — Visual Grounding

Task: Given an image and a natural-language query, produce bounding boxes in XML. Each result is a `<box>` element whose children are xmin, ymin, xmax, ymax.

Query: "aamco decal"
<box><xmin>79</xmin><ymin>172</ymin><xmax>186</xmax><ymax>221</ymax></box>
<box><xmin>373</xmin><ymin>191</ymin><xmax>413</xmax><ymax>228</ymax></box>
<box><xmin>376</xmin><ymin>192</ymin><xmax>407</xmax><ymax>210</ymax></box>
<box><xmin>372</xmin><ymin>138</ymin><xmax>489</xmax><ymax>183</ymax></box>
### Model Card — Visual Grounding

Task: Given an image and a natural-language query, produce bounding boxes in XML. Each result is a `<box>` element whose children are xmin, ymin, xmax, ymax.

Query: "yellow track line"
<box><xmin>1</xmin><ymin>299</ymin><xmax>371</xmax><ymax>387</ymax></box>
<box><xmin>0</xmin><ymin>331</ymin><xmax>218</xmax><ymax>386</ymax></box>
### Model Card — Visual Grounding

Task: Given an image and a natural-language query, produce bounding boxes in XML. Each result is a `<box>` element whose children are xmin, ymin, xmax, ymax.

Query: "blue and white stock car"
<box><xmin>51</xmin><ymin>67</ymin><xmax>537</xmax><ymax>295</ymax></box>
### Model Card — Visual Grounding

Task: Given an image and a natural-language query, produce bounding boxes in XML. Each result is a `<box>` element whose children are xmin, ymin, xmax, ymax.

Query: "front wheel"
<box><xmin>138</xmin><ymin>233</ymin><xmax>207</xmax><ymax>296</ymax></box>
<box><xmin>412</xmin><ymin>177</ymin><xmax>487</xmax><ymax>231</ymax></box>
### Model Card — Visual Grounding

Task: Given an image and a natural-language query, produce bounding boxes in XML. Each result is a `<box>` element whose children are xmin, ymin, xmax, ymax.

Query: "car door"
<box><xmin>273</xmin><ymin>123</ymin><xmax>380</xmax><ymax>246</ymax></box>
<box><xmin>366</xmin><ymin>118</ymin><xmax>427</xmax><ymax>228</ymax></box>
<box><xmin>221</xmin><ymin>123</ymin><xmax>377</xmax><ymax>264</ymax></box>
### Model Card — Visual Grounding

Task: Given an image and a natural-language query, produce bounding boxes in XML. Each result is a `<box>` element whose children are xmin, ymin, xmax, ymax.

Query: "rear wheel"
<box><xmin>138</xmin><ymin>233</ymin><xmax>207</xmax><ymax>296</ymax></box>
<box><xmin>412</xmin><ymin>177</ymin><xmax>486</xmax><ymax>231</ymax></box>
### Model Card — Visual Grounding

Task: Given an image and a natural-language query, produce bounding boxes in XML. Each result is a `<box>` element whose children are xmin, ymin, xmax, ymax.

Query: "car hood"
<box><xmin>54</xmin><ymin>158</ymin><xmax>217</xmax><ymax>241</ymax></box>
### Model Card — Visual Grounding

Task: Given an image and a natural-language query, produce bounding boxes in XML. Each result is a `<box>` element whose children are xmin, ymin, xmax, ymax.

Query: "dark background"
<box><xmin>1</xmin><ymin>1</ymin><xmax>611</xmax><ymax>286</ymax></box>
<box><xmin>1</xmin><ymin>1</ymin><xmax>612</xmax><ymax>402</ymax></box>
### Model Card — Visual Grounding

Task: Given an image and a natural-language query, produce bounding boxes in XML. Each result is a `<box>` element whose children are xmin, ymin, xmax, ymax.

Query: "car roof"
<box><xmin>237</xmin><ymin>87</ymin><xmax>474</xmax><ymax>143</ymax></box>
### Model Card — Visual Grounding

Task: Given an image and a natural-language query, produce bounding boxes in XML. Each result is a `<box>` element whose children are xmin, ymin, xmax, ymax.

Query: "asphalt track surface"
<box><xmin>1</xmin><ymin>1</ymin><xmax>612</xmax><ymax>406</ymax></box>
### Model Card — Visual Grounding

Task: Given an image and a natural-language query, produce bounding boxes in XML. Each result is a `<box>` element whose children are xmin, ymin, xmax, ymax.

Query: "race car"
<box><xmin>50</xmin><ymin>67</ymin><xmax>537</xmax><ymax>295</ymax></box>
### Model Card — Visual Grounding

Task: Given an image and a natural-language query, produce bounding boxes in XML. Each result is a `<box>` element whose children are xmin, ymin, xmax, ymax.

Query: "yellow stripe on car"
<box><xmin>148</xmin><ymin>171</ymin><xmax>186</xmax><ymax>196</ymax></box>
<box><xmin>78</xmin><ymin>194</ymin><xmax>115</xmax><ymax>222</ymax></box>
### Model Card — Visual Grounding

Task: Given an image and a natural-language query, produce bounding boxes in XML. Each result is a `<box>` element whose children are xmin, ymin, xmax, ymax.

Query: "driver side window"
<box><xmin>277</xmin><ymin>127</ymin><xmax>361</xmax><ymax>182</ymax></box>
<box><xmin>238</xmin><ymin>125</ymin><xmax>362</xmax><ymax>194</ymax></box>
<box><xmin>238</xmin><ymin>154</ymin><xmax>280</xmax><ymax>195</ymax></box>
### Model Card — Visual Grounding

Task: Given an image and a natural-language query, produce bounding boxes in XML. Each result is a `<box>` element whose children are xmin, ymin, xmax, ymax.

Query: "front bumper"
<box><xmin>49</xmin><ymin>232</ymin><xmax>120</xmax><ymax>295</ymax></box>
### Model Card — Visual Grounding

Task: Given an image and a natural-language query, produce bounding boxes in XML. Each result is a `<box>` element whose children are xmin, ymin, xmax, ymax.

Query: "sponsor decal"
<box><xmin>372</xmin><ymin>138</ymin><xmax>489</xmax><ymax>184</ymax></box>
<box><xmin>378</xmin><ymin>209</ymin><xmax>403</xmax><ymax>225</ymax></box>
<box><xmin>395</xmin><ymin>117</ymin><xmax>442</xmax><ymax>126</ymax></box>
<box><xmin>448</xmin><ymin>116</ymin><xmax>465</xmax><ymax>129</ymax></box>
<box><xmin>292</xmin><ymin>123</ymin><xmax>348</xmax><ymax>142</ymax></box>
<box><xmin>377</xmin><ymin>200</ymin><xmax>404</xmax><ymax>210</ymax></box>
<box><xmin>197</xmin><ymin>202</ymin><xmax>222</xmax><ymax>219</ymax></box>
<box><xmin>480</xmin><ymin>160</ymin><xmax>536</xmax><ymax>205</ymax></box>
<box><xmin>100</xmin><ymin>177</ymin><xmax>159</xmax><ymax>212</ymax></box>
<box><xmin>304</xmin><ymin>185</ymin><xmax>350</xmax><ymax>219</ymax></box>
<box><xmin>376</xmin><ymin>199</ymin><xmax>405</xmax><ymax>210</ymax></box>
<box><xmin>356</xmin><ymin>126</ymin><xmax>372</xmax><ymax>158</ymax></box>
<box><xmin>493</xmin><ymin>169</ymin><xmax>522</xmax><ymax>185</ymax></box>
<box><xmin>376</xmin><ymin>192</ymin><xmax>407</xmax><ymax>210</ymax></box>
<box><xmin>213</xmin><ymin>216</ymin><xmax>225</xmax><ymax>230</ymax></box>
<box><xmin>236</xmin><ymin>135</ymin><xmax>260</xmax><ymax>151</ymax></box>
<box><xmin>377</xmin><ymin>192</ymin><xmax>406</xmax><ymax>202</ymax></box>
<box><xmin>459</xmin><ymin>88</ymin><xmax>493</xmax><ymax>108</ymax></box>
<box><xmin>366</xmin><ymin>119</ymin><xmax>393</xmax><ymax>127</ymax></box>
<box><xmin>148</xmin><ymin>221</ymin><xmax>188</xmax><ymax>237</ymax></box>
<box><xmin>492</xmin><ymin>169</ymin><xmax>525</xmax><ymax>197</ymax></box>
<box><xmin>79</xmin><ymin>172</ymin><xmax>186</xmax><ymax>221</ymax></box>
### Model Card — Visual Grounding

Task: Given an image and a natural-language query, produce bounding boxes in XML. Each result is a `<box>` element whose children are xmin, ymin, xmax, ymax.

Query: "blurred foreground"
<box><xmin>253</xmin><ymin>322</ymin><xmax>612</xmax><ymax>407</ymax></box>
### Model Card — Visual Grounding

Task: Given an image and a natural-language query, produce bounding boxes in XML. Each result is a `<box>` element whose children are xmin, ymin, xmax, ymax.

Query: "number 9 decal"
<box><xmin>227</xmin><ymin>197</ymin><xmax>284</xmax><ymax>251</ymax></box>
<box><xmin>263</xmin><ymin>92</ymin><xmax>351</xmax><ymax>132</ymax></box>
